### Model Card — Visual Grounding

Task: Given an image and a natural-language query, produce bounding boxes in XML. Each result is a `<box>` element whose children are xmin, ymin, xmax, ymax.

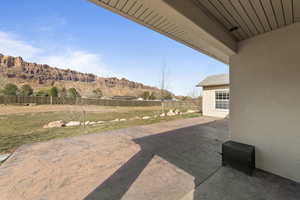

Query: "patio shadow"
<box><xmin>84</xmin><ymin>119</ymin><xmax>227</xmax><ymax>200</ymax></box>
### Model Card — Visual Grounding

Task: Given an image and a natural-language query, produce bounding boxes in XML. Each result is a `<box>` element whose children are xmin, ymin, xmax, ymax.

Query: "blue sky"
<box><xmin>0</xmin><ymin>0</ymin><xmax>228</xmax><ymax>96</ymax></box>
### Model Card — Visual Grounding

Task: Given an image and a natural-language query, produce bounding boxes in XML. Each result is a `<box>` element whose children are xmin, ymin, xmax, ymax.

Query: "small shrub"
<box><xmin>49</xmin><ymin>87</ymin><xmax>58</xmax><ymax>97</ymax></box>
<box><xmin>35</xmin><ymin>90</ymin><xmax>49</xmax><ymax>97</ymax></box>
<box><xmin>92</xmin><ymin>88</ymin><xmax>103</xmax><ymax>98</ymax></box>
<box><xmin>19</xmin><ymin>84</ymin><xmax>33</xmax><ymax>96</ymax></box>
<box><xmin>68</xmin><ymin>88</ymin><xmax>80</xmax><ymax>98</ymax></box>
<box><xmin>141</xmin><ymin>91</ymin><xmax>150</xmax><ymax>100</ymax></box>
<box><xmin>2</xmin><ymin>83</ymin><xmax>18</xmax><ymax>96</ymax></box>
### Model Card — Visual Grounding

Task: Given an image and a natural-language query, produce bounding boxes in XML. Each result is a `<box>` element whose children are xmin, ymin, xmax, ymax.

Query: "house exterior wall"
<box><xmin>202</xmin><ymin>85</ymin><xmax>229</xmax><ymax>118</ymax></box>
<box><xmin>230</xmin><ymin>23</ymin><xmax>300</xmax><ymax>183</ymax></box>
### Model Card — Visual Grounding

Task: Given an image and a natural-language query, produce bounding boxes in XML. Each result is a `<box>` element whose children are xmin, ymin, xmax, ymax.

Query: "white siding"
<box><xmin>202</xmin><ymin>85</ymin><xmax>229</xmax><ymax>118</ymax></box>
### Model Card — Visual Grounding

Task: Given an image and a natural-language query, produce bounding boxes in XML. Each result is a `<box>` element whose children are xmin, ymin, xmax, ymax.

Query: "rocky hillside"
<box><xmin>0</xmin><ymin>54</ymin><xmax>161</xmax><ymax>97</ymax></box>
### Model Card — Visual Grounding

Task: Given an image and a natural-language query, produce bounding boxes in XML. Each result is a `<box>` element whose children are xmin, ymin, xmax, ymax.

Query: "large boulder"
<box><xmin>43</xmin><ymin>120</ymin><xmax>65</xmax><ymax>128</ymax></box>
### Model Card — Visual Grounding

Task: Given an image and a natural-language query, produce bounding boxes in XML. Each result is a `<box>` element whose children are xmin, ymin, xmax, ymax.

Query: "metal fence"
<box><xmin>0</xmin><ymin>96</ymin><xmax>202</xmax><ymax>110</ymax></box>
<box><xmin>0</xmin><ymin>96</ymin><xmax>161</xmax><ymax>107</ymax></box>
<box><xmin>162</xmin><ymin>99</ymin><xmax>202</xmax><ymax>111</ymax></box>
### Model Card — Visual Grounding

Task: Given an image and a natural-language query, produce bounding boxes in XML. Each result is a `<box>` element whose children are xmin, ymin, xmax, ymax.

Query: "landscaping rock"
<box><xmin>174</xmin><ymin>109</ymin><xmax>180</xmax><ymax>115</ymax></box>
<box><xmin>66</xmin><ymin>121</ymin><xmax>81</xmax><ymax>127</ymax></box>
<box><xmin>43</xmin><ymin>120</ymin><xmax>65</xmax><ymax>129</ymax></box>
<box><xmin>186</xmin><ymin>110</ymin><xmax>197</xmax><ymax>114</ymax></box>
<box><xmin>111</xmin><ymin>119</ymin><xmax>120</xmax><ymax>122</ymax></box>
<box><xmin>0</xmin><ymin>154</ymin><xmax>10</xmax><ymax>162</ymax></box>
<box><xmin>120</xmin><ymin>119</ymin><xmax>127</xmax><ymax>122</ymax></box>
<box><xmin>84</xmin><ymin>121</ymin><xmax>90</xmax><ymax>125</ymax></box>
<box><xmin>89</xmin><ymin>122</ymin><xmax>97</xmax><ymax>125</ymax></box>
<box><xmin>160</xmin><ymin>113</ymin><xmax>166</xmax><ymax>117</ymax></box>
<box><xmin>97</xmin><ymin>121</ymin><xmax>104</xmax><ymax>124</ymax></box>
<box><xmin>129</xmin><ymin>116</ymin><xmax>140</xmax><ymax>121</ymax></box>
<box><xmin>142</xmin><ymin>116</ymin><xmax>151</xmax><ymax>120</ymax></box>
<box><xmin>167</xmin><ymin>110</ymin><xmax>176</xmax><ymax>116</ymax></box>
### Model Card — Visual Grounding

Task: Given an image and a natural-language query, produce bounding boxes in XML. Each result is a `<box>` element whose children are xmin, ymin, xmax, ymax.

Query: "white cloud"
<box><xmin>0</xmin><ymin>31</ymin><xmax>42</xmax><ymax>59</ymax></box>
<box><xmin>39</xmin><ymin>49</ymin><xmax>116</xmax><ymax>77</ymax></box>
<box><xmin>0</xmin><ymin>31</ymin><xmax>118</xmax><ymax>78</ymax></box>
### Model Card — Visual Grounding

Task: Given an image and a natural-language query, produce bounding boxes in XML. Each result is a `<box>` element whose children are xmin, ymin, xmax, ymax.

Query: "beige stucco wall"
<box><xmin>202</xmin><ymin>85</ymin><xmax>229</xmax><ymax>118</ymax></box>
<box><xmin>230</xmin><ymin>23</ymin><xmax>300</xmax><ymax>183</ymax></box>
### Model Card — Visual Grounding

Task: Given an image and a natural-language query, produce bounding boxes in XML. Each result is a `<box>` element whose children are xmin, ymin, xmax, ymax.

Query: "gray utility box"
<box><xmin>222</xmin><ymin>141</ymin><xmax>255</xmax><ymax>175</ymax></box>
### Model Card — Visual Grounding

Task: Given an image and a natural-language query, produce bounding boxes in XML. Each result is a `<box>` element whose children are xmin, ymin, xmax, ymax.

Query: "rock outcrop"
<box><xmin>0</xmin><ymin>54</ymin><xmax>161</xmax><ymax>96</ymax></box>
<box><xmin>0</xmin><ymin>54</ymin><xmax>96</xmax><ymax>83</ymax></box>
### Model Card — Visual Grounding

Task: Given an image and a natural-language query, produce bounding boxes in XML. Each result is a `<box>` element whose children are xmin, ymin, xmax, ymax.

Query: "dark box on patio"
<box><xmin>222</xmin><ymin>141</ymin><xmax>255</xmax><ymax>175</ymax></box>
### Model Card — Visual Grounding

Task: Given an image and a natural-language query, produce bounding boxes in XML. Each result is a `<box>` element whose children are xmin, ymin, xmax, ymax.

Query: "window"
<box><xmin>215</xmin><ymin>90</ymin><xmax>229</xmax><ymax>110</ymax></box>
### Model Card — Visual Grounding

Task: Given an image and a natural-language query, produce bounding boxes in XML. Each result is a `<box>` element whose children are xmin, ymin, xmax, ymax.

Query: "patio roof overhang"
<box><xmin>89</xmin><ymin>0</ymin><xmax>300</xmax><ymax>64</ymax></box>
<box><xmin>88</xmin><ymin>2</ymin><xmax>300</xmax><ymax>183</ymax></box>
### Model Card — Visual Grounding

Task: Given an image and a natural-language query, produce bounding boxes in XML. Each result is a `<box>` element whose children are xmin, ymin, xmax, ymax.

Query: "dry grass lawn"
<box><xmin>0</xmin><ymin>104</ymin><xmax>162</xmax><ymax>115</ymax></box>
<box><xmin>0</xmin><ymin>105</ymin><xmax>200</xmax><ymax>154</ymax></box>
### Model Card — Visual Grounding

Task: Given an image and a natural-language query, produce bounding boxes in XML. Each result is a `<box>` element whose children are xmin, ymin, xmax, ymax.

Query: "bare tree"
<box><xmin>187</xmin><ymin>87</ymin><xmax>200</xmax><ymax>99</ymax></box>
<box><xmin>0</xmin><ymin>76</ymin><xmax>8</xmax><ymax>86</ymax></box>
<box><xmin>0</xmin><ymin>76</ymin><xmax>8</xmax><ymax>95</ymax></box>
<box><xmin>159</xmin><ymin>60</ymin><xmax>171</xmax><ymax>113</ymax></box>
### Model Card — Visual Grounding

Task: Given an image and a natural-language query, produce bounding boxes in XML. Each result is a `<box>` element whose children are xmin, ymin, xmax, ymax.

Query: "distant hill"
<box><xmin>0</xmin><ymin>53</ymin><xmax>163</xmax><ymax>97</ymax></box>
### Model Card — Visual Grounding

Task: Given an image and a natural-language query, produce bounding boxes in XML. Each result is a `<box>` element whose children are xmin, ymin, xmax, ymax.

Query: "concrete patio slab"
<box><xmin>193</xmin><ymin>167</ymin><xmax>300</xmax><ymax>200</ymax></box>
<box><xmin>109</xmin><ymin>155</ymin><xmax>194</xmax><ymax>200</ymax></box>
<box><xmin>0</xmin><ymin>132</ymin><xmax>141</xmax><ymax>200</ymax></box>
<box><xmin>0</xmin><ymin>117</ymin><xmax>299</xmax><ymax>200</ymax></box>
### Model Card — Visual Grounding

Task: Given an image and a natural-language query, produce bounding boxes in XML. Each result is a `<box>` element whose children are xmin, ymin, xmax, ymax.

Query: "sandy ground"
<box><xmin>0</xmin><ymin>104</ymin><xmax>161</xmax><ymax>115</ymax></box>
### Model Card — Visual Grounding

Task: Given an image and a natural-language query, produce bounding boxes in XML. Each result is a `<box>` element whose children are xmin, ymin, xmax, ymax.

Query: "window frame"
<box><xmin>215</xmin><ymin>90</ymin><xmax>229</xmax><ymax>110</ymax></box>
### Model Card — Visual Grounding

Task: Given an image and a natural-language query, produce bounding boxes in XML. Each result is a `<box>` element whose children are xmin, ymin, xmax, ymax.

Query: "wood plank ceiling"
<box><xmin>94</xmin><ymin>0</ymin><xmax>300</xmax><ymax>44</ymax></box>
<box><xmin>195</xmin><ymin>0</ymin><xmax>300</xmax><ymax>41</ymax></box>
<box><xmin>97</xmin><ymin>0</ymin><xmax>186</xmax><ymax>40</ymax></box>
<box><xmin>93</xmin><ymin>0</ymin><xmax>238</xmax><ymax>63</ymax></box>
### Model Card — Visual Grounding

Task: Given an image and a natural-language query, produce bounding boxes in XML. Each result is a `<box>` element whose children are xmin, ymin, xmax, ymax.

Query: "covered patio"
<box><xmin>1</xmin><ymin>117</ymin><xmax>299</xmax><ymax>199</ymax></box>
<box><xmin>89</xmin><ymin>0</ymin><xmax>300</xmax><ymax>184</ymax></box>
<box><xmin>1</xmin><ymin>1</ymin><xmax>300</xmax><ymax>199</ymax></box>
